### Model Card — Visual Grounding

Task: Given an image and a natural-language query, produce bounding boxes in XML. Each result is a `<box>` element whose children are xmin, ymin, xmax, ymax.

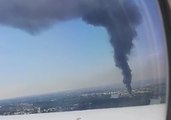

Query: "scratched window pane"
<box><xmin>0</xmin><ymin>0</ymin><xmax>168</xmax><ymax>116</ymax></box>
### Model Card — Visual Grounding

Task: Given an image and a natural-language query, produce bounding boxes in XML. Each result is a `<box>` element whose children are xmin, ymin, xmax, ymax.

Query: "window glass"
<box><xmin>0</xmin><ymin>0</ymin><xmax>168</xmax><ymax>116</ymax></box>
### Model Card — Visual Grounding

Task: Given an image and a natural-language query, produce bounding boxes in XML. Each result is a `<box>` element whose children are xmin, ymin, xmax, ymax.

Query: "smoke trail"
<box><xmin>0</xmin><ymin>0</ymin><xmax>141</xmax><ymax>94</ymax></box>
<box><xmin>81</xmin><ymin>0</ymin><xmax>142</xmax><ymax>94</ymax></box>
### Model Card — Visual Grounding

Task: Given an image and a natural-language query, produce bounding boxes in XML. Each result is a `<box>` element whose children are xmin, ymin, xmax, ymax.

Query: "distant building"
<box><xmin>110</xmin><ymin>94</ymin><xmax>119</xmax><ymax>99</ymax></box>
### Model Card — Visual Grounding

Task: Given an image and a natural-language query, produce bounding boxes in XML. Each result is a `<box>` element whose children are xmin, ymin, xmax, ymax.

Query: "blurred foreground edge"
<box><xmin>158</xmin><ymin>0</ymin><xmax>171</xmax><ymax>120</ymax></box>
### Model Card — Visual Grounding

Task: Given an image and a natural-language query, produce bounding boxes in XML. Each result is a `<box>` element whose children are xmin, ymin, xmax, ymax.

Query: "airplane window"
<box><xmin>0</xmin><ymin>0</ymin><xmax>168</xmax><ymax>120</ymax></box>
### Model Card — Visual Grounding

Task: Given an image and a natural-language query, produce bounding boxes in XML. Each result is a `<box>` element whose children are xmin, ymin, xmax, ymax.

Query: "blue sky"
<box><xmin>0</xmin><ymin>0</ymin><xmax>168</xmax><ymax>99</ymax></box>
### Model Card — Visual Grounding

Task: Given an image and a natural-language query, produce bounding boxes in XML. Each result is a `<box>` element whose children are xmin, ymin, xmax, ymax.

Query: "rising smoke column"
<box><xmin>0</xmin><ymin>0</ymin><xmax>141</xmax><ymax>94</ymax></box>
<box><xmin>81</xmin><ymin>0</ymin><xmax>142</xmax><ymax>94</ymax></box>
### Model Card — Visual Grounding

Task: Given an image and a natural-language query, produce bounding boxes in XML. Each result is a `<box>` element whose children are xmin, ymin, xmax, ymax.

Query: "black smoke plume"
<box><xmin>0</xmin><ymin>0</ymin><xmax>142</xmax><ymax>94</ymax></box>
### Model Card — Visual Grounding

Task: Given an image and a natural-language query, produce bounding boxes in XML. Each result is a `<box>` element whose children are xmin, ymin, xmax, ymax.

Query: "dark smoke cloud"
<box><xmin>0</xmin><ymin>0</ymin><xmax>142</xmax><ymax>94</ymax></box>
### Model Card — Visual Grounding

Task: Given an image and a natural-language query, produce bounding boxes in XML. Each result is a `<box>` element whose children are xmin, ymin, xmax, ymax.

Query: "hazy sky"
<box><xmin>0</xmin><ymin>0</ymin><xmax>168</xmax><ymax>100</ymax></box>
